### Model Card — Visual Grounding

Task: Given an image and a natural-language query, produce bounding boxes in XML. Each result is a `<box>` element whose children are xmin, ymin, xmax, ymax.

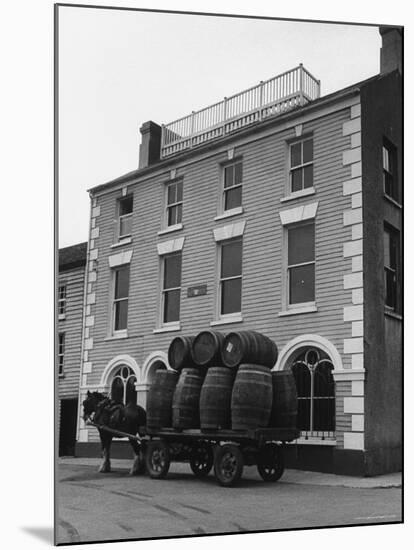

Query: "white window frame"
<box><xmin>111</xmin><ymin>265</ymin><xmax>130</xmax><ymax>337</ymax></box>
<box><xmin>160</xmin><ymin>251</ymin><xmax>182</xmax><ymax>329</ymax></box>
<box><xmin>164</xmin><ymin>179</ymin><xmax>183</xmax><ymax>231</ymax></box>
<box><xmin>217</xmin><ymin>238</ymin><xmax>243</xmax><ymax>322</ymax></box>
<box><xmin>289</xmin><ymin>137</ymin><xmax>314</xmax><ymax>195</ymax></box>
<box><xmin>117</xmin><ymin>195</ymin><xmax>133</xmax><ymax>241</ymax></box>
<box><xmin>382</xmin><ymin>139</ymin><xmax>398</xmax><ymax>202</ymax></box>
<box><xmin>58</xmin><ymin>284</ymin><xmax>66</xmax><ymax>320</ymax></box>
<box><xmin>217</xmin><ymin>159</ymin><xmax>244</xmax><ymax>220</ymax></box>
<box><xmin>286</xmin><ymin>221</ymin><xmax>316</xmax><ymax>310</ymax></box>
<box><xmin>58</xmin><ymin>332</ymin><xmax>65</xmax><ymax>376</ymax></box>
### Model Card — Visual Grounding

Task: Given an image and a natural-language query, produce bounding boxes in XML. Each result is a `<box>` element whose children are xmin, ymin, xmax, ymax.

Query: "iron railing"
<box><xmin>161</xmin><ymin>64</ymin><xmax>320</xmax><ymax>158</ymax></box>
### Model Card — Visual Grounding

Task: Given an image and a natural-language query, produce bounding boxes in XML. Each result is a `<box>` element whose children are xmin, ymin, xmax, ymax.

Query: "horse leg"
<box><xmin>99</xmin><ymin>433</ymin><xmax>112</xmax><ymax>473</ymax></box>
<box><xmin>128</xmin><ymin>438</ymin><xmax>144</xmax><ymax>475</ymax></box>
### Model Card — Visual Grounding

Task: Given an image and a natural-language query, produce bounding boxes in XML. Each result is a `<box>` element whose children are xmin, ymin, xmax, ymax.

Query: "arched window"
<box><xmin>290</xmin><ymin>347</ymin><xmax>335</xmax><ymax>439</ymax></box>
<box><xmin>110</xmin><ymin>366</ymin><xmax>137</xmax><ymax>405</ymax></box>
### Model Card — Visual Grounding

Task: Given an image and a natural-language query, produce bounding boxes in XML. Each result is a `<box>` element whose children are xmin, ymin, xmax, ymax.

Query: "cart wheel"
<box><xmin>214</xmin><ymin>444</ymin><xmax>244</xmax><ymax>487</ymax></box>
<box><xmin>145</xmin><ymin>440</ymin><xmax>170</xmax><ymax>479</ymax></box>
<box><xmin>190</xmin><ymin>442</ymin><xmax>214</xmax><ymax>478</ymax></box>
<box><xmin>257</xmin><ymin>443</ymin><xmax>285</xmax><ymax>482</ymax></box>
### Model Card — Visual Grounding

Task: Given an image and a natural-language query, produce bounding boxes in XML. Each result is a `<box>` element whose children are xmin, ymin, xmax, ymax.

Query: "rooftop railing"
<box><xmin>160</xmin><ymin>64</ymin><xmax>320</xmax><ymax>158</ymax></box>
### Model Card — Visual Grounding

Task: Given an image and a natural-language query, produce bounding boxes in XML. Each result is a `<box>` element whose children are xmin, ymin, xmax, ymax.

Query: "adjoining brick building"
<box><xmin>58</xmin><ymin>242</ymin><xmax>88</xmax><ymax>456</ymax></box>
<box><xmin>75</xmin><ymin>27</ymin><xmax>402</xmax><ymax>476</ymax></box>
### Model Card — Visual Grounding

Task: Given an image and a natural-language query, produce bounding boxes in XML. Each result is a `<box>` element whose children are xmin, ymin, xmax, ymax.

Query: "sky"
<box><xmin>58</xmin><ymin>6</ymin><xmax>381</xmax><ymax>247</ymax></box>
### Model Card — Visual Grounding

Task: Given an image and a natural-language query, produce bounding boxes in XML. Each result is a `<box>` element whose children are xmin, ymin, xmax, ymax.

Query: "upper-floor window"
<box><xmin>112</xmin><ymin>265</ymin><xmax>130</xmax><ymax>333</ymax></box>
<box><xmin>223</xmin><ymin>160</ymin><xmax>243</xmax><ymax>212</ymax></box>
<box><xmin>287</xmin><ymin>222</ymin><xmax>315</xmax><ymax>305</ymax></box>
<box><xmin>118</xmin><ymin>195</ymin><xmax>133</xmax><ymax>240</ymax></box>
<box><xmin>383</xmin><ymin>139</ymin><xmax>398</xmax><ymax>201</ymax></box>
<box><xmin>384</xmin><ymin>224</ymin><xmax>400</xmax><ymax>312</ymax></box>
<box><xmin>219</xmin><ymin>238</ymin><xmax>243</xmax><ymax>316</ymax></box>
<box><xmin>290</xmin><ymin>138</ymin><xmax>313</xmax><ymax>193</ymax></box>
<box><xmin>166</xmin><ymin>180</ymin><xmax>183</xmax><ymax>227</ymax></box>
<box><xmin>162</xmin><ymin>252</ymin><xmax>182</xmax><ymax>324</ymax></box>
<box><xmin>58</xmin><ymin>332</ymin><xmax>65</xmax><ymax>375</ymax></box>
<box><xmin>58</xmin><ymin>284</ymin><xmax>66</xmax><ymax>318</ymax></box>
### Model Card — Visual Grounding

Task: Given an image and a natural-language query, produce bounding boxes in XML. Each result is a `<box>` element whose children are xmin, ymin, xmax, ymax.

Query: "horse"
<box><xmin>82</xmin><ymin>391</ymin><xmax>147</xmax><ymax>475</ymax></box>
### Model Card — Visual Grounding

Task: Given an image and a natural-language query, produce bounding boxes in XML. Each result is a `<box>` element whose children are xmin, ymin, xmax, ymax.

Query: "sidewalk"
<box><xmin>58</xmin><ymin>457</ymin><xmax>402</xmax><ymax>489</ymax></box>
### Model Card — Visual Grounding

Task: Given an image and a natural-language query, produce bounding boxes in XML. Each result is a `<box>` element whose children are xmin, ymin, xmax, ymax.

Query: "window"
<box><xmin>58</xmin><ymin>284</ymin><xmax>66</xmax><ymax>317</ymax></box>
<box><xmin>383</xmin><ymin>140</ymin><xmax>398</xmax><ymax>201</ymax></box>
<box><xmin>162</xmin><ymin>252</ymin><xmax>182</xmax><ymax>324</ymax></box>
<box><xmin>289</xmin><ymin>138</ymin><xmax>313</xmax><ymax>193</ymax></box>
<box><xmin>111</xmin><ymin>366</ymin><xmax>137</xmax><ymax>405</ymax></box>
<box><xmin>166</xmin><ymin>180</ymin><xmax>183</xmax><ymax>227</ymax></box>
<box><xmin>287</xmin><ymin>222</ymin><xmax>315</xmax><ymax>305</ymax></box>
<box><xmin>118</xmin><ymin>195</ymin><xmax>133</xmax><ymax>239</ymax></box>
<box><xmin>223</xmin><ymin>160</ymin><xmax>243</xmax><ymax>212</ymax></box>
<box><xmin>112</xmin><ymin>265</ymin><xmax>130</xmax><ymax>333</ymax></box>
<box><xmin>219</xmin><ymin>239</ymin><xmax>242</xmax><ymax>316</ymax></box>
<box><xmin>384</xmin><ymin>224</ymin><xmax>400</xmax><ymax>311</ymax></box>
<box><xmin>58</xmin><ymin>332</ymin><xmax>65</xmax><ymax>375</ymax></box>
<box><xmin>291</xmin><ymin>348</ymin><xmax>335</xmax><ymax>438</ymax></box>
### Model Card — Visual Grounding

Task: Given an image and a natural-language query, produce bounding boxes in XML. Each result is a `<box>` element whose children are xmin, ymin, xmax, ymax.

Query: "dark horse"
<box><xmin>82</xmin><ymin>391</ymin><xmax>147</xmax><ymax>475</ymax></box>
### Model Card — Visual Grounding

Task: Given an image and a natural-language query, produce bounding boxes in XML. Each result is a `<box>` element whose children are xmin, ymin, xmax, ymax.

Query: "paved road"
<box><xmin>56</xmin><ymin>461</ymin><xmax>402</xmax><ymax>544</ymax></box>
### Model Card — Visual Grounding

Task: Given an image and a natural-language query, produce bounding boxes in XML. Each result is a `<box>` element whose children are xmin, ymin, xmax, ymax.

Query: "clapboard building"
<box><xmin>58</xmin><ymin>241</ymin><xmax>88</xmax><ymax>456</ymax></box>
<box><xmin>75</xmin><ymin>27</ymin><xmax>402</xmax><ymax>476</ymax></box>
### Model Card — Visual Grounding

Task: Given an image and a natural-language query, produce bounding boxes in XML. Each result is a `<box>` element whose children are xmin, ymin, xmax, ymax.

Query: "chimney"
<box><xmin>379</xmin><ymin>26</ymin><xmax>402</xmax><ymax>75</ymax></box>
<box><xmin>139</xmin><ymin>120</ymin><xmax>162</xmax><ymax>169</ymax></box>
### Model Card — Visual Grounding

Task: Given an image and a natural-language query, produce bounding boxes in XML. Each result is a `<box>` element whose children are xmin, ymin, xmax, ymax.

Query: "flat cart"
<box><xmin>144</xmin><ymin>427</ymin><xmax>300</xmax><ymax>487</ymax></box>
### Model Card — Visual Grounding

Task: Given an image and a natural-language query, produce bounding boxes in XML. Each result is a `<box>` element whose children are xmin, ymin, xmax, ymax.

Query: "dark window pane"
<box><xmin>167</xmin><ymin>183</ymin><xmax>176</xmax><ymax>205</ymax></box>
<box><xmin>126</xmin><ymin>376</ymin><xmax>137</xmax><ymax>405</ymax></box>
<box><xmin>303</xmin><ymin>164</ymin><xmax>313</xmax><ymax>188</ymax></box>
<box><xmin>119</xmin><ymin>196</ymin><xmax>133</xmax><ymax>216</ymax></box>
<box><xmin>224</xmin><ymin>165</ymin><xmax>234</xmax><ymax>188</ymax></box>
<box><xmin>119</xmin><ymin>214</ymin><xmax>132</xmax><ymax>237</ymax></box>
<box><xmin>291</xmin><ymin>363</ymin><xmax>311</xmax><ymax>397</ymax></box>
<box><xmin>313</xmin><ymin>398</ymin><xmax>335</xmax><ymax>431</ymax></box>
<box><xmin>164</xmin><ymin>254</ymin><xmax>182</xmax><ymax>289</ymax></box>
<box><xmin>115</xmin><ymin>299</ymin><xmax>128</xmax><ymax>330</ymax></box>
<box><xmin>303</xmin><ymin>139</ymin><xmax>313</xmax><ymax>163</ymax></box>
<box><xmin>288</xmin><ymin>224</ymin><xmax>315</xmax><ymax>265</ymax></box>
<box><xmin>291</xmin><ymin>169</ymin><xmax>302</xmax><ymax>192</ymax></box>
<box><xmin>291</xmin><ymin>142</ymin><xmax>302</xmax><ymax>167</ymax></box>
<box><xmin>115</xmin><ymin>266</ymin><xmax>130</xmax><ymax>299</ymax></box>
<box><xmin>289</xmin><ymin>264</ymin><xmax>315</xmax><ymax>304</ymax></box>
<box><xmin>384</xmin><ymin>172</ymin><xmax>394</xmax><ymax>197</ymax></box>
<box><xmin>221</xmin><ymin>278</ymin><xmax>242</xmax><ymax>315</ymax></box>
<box><xmin>111</xmin><ymin>378</ymin><xmax>124</xmax><ymax>404</ymax></box>
<box><xmin>385</xmin><ymin>268</ymin><xmax>397</xmax><ymax>309</ymax></box>
<box><xmin>176</xmin><ymin>181</ymin><xmax>183</xmax><ymax>202</ymax></box>
<box><xmin>389</xmin><ymin>232</ymin><xmax>398</xmax><ymax>269</ymax></box>
<box><xmin>164</xmin><ymin>289</ymin><xmax>180</xmax><ymax>323</ymax></box>
<box><xmin>168</xmin><ymin>205</ymin><xmax>178</xmax><ymax>226</ymax></box>
<box><xmin>224</xmin><ymin>186</ymin><xmax>242</xmax><ymax>210</ymax></box>
<box><xmin>221</xmin><ymin>240</ymin><xmax>242</xmax><ymax>278</ymax></box>
<box><xmin>297</xmin><ymin>398</ymin><xmax>311</xmax><ymax>431</ymax></box>
<box><xmin>176</xmin><ymin>203</ymin><xmax>182</xmax><ymax>224</ymax></box>
<box><xmin>314</xmin><ymin>363</ymin><xmax>334</xmax><ymax>397</ymax></box>
<box><xmin>234</xmin><ymin>162</ymin><xmax>243</xmax><ymax>185</ymax></box>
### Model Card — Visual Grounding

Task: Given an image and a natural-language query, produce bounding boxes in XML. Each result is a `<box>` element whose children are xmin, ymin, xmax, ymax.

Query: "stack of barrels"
<box><xmin>146</xmin><ymin>329</ymin><xmax>298</xmax><ymax>432</ymax></box>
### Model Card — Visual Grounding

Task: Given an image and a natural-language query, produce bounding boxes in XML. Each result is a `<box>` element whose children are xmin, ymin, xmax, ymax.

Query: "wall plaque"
<box><xmin>187</xmin><ymin>284</ymin><xmax>207</xmax><ymax>298</ymax></box>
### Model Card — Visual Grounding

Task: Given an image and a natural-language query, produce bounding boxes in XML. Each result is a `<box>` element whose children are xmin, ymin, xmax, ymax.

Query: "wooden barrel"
<box><xmin>221</xmin><ymin>331</ymin><xmax>278</xmax><ymax>369</ymax></box>
<box><xmin>268</xmin><ymin>370</ymin><xmax>298</xmax><ymax>428</ymax></box>
<box><xmin>172</xmin><ymin>367</ymin><xmax>205</xmax><ymax>429</ymax></box>
<box><xmin>146</xmin><ymin>370</ymin><xmax>179</xmax><ymax>429</ymax></box>
<box><xmin>168</xmin><ymin>335</ymin><xmax>195</xmax><ymax>373</ymax></box>
<box><xmin>231</xmin><ymin>364</ymin><xmax>273</xmax><ymax>430</ymax></box>
<box><xmin>191</xmin><ymin>330</ymin><xmax>225</xmax><ymax>367</ymax></box>
<box><xmin>199</xmin><ymin>367</ymin><xmax>235</xmax><ymax>431</ymax></box>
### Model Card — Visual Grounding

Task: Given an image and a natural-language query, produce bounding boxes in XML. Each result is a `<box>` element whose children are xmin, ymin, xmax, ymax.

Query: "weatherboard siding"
<box><xmin>58</xmin><ymin>266</ymin><xmax>86</xmax><ymax>399</ymax></box>
<box><xmin>81</xmin><ymin>104</ymin><xmax>357</xmax><ymax>448</ymax></box>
